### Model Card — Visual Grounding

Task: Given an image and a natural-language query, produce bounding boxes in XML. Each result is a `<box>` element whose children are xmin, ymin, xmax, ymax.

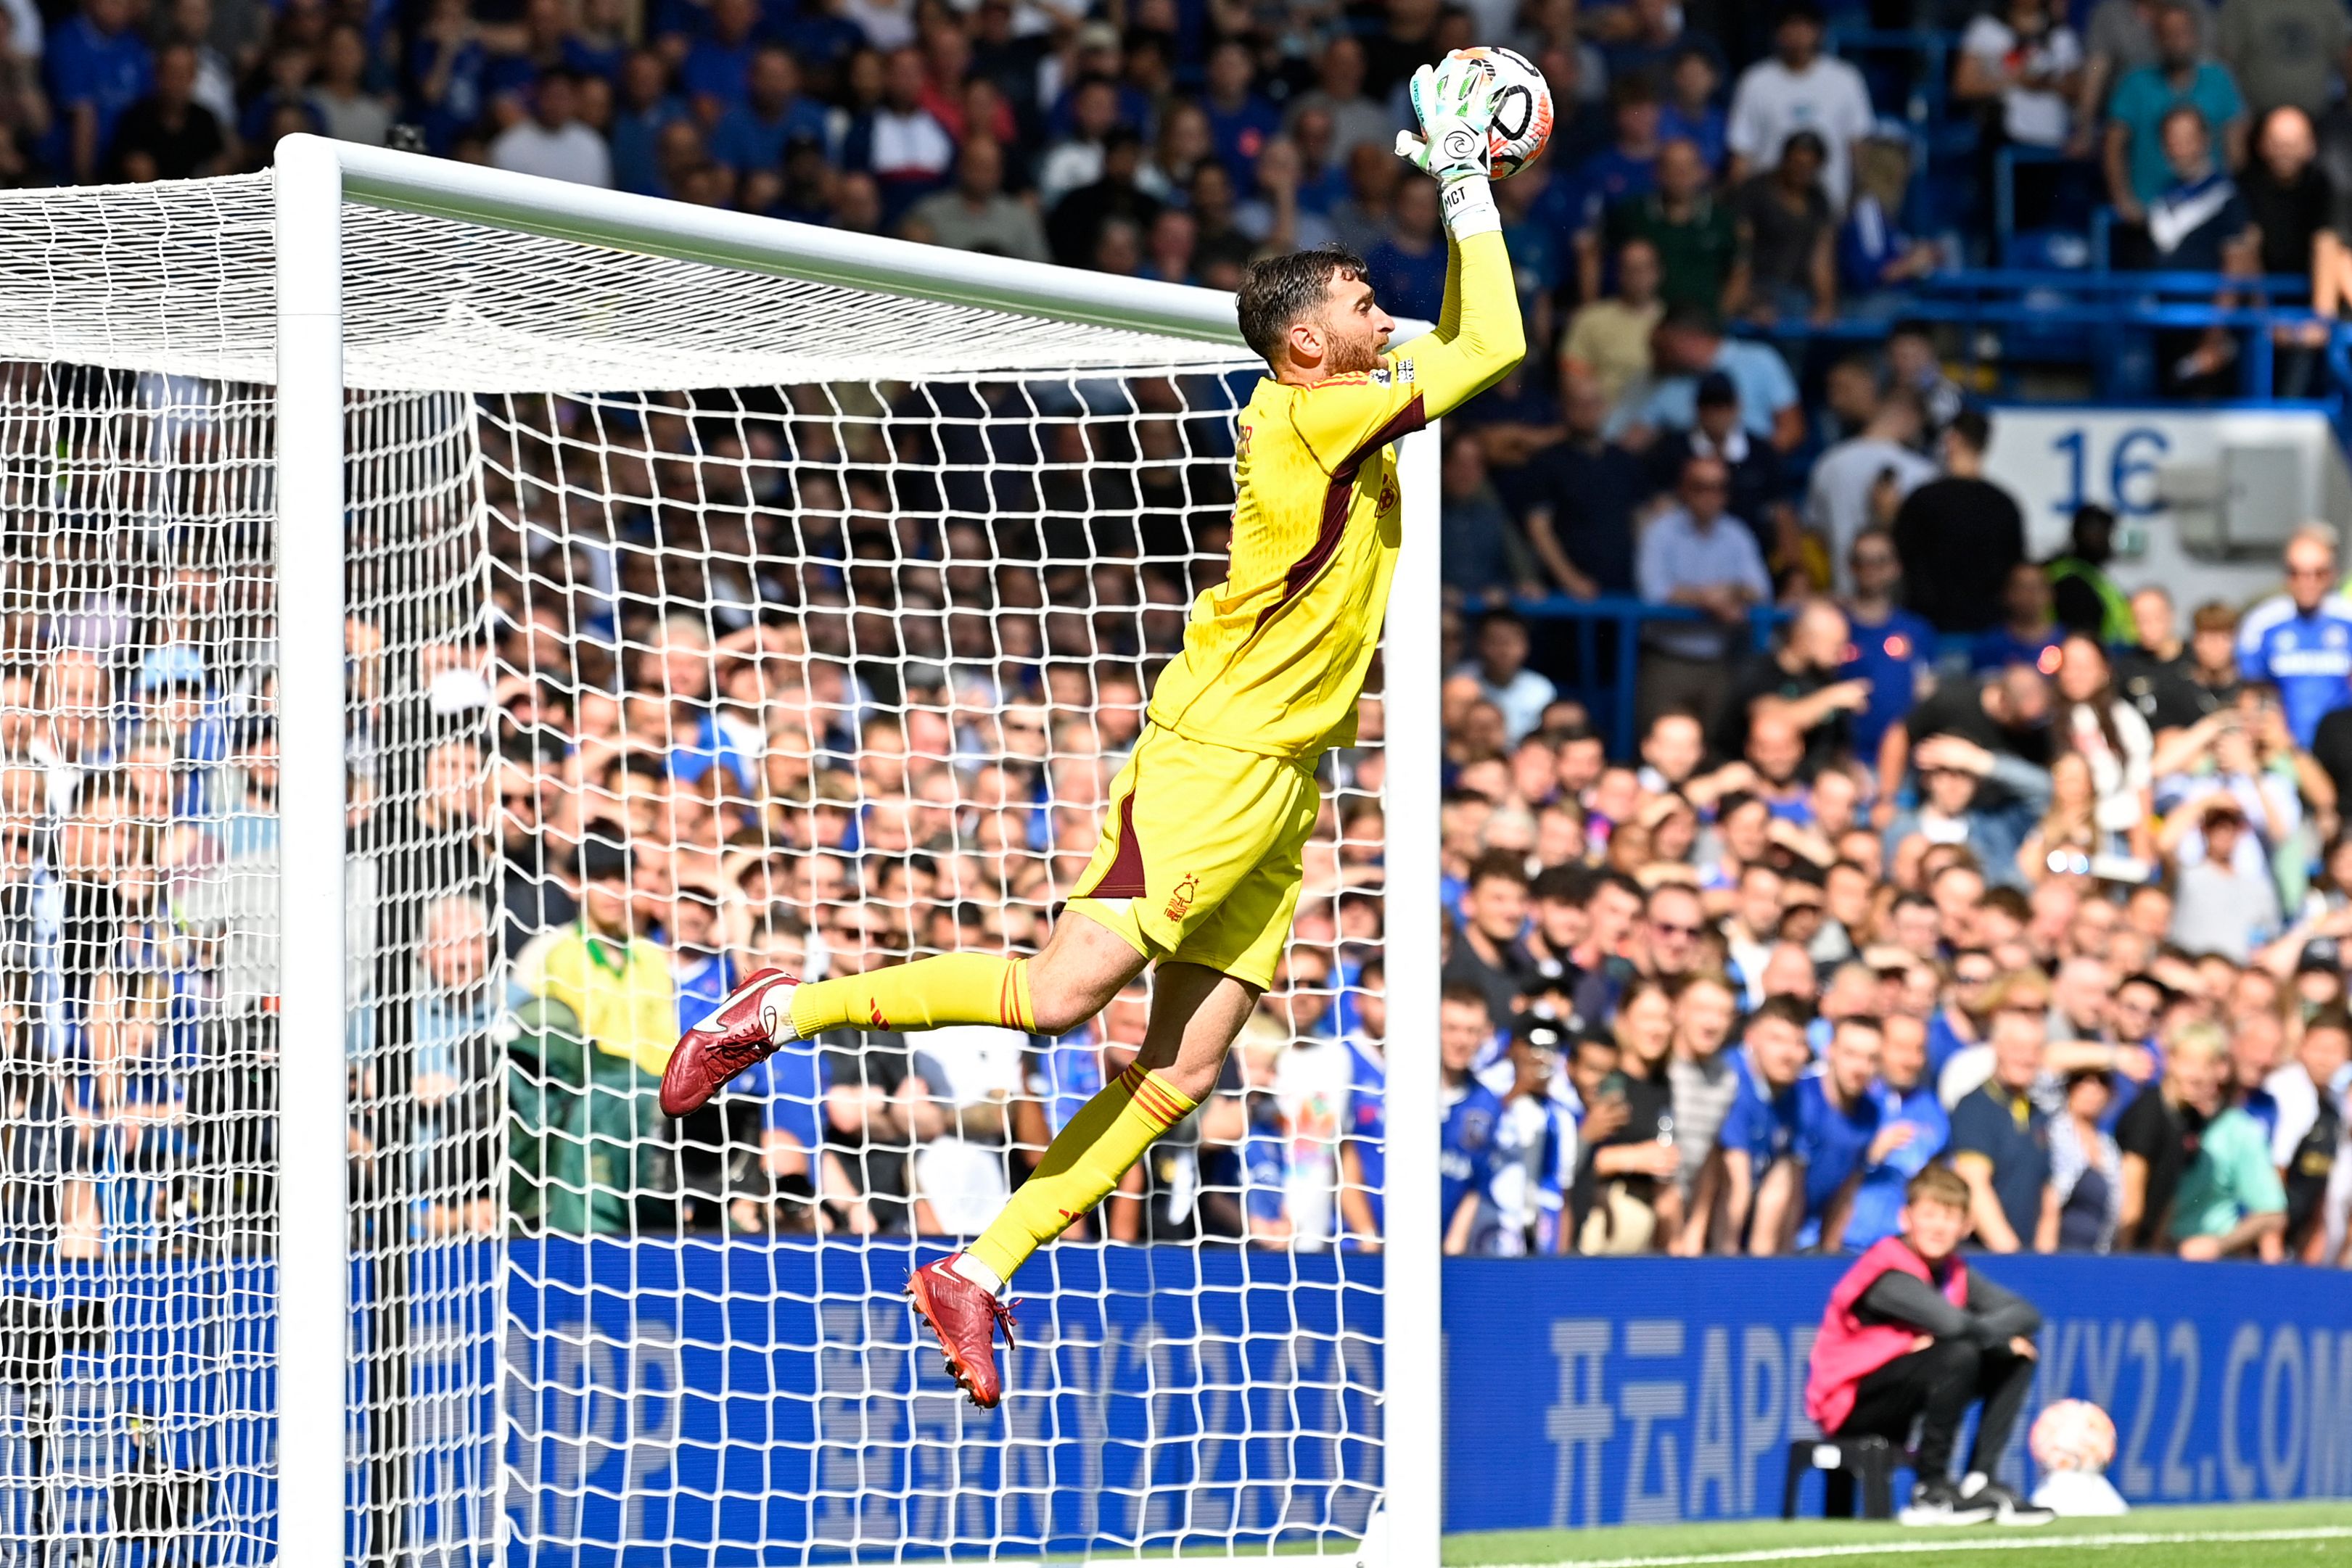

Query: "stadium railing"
<box><xmin>1508</xmin><ymin>596</ymin><xmax>1786</xmax><ymax>756</ymax></box>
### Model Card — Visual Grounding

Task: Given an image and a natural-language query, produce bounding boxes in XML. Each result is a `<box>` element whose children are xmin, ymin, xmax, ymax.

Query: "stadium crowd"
<box><xmin>1436</xmin><ymin>508</ymin><xmax>2352</xmax><ymax>1266</ymax></box>
<box><xmin>12</xmin><ymin>0</ymin><xmax>2352</xmax><ymax>334</ymax></box>
<box><xmin>0</xmin><ymin>0</ymin><xmax>2348</xmax><ymax>1273</ymax></box>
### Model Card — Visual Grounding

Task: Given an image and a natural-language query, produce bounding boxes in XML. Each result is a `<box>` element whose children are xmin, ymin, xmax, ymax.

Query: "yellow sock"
<box><xmin>966</xmin><ymin>1062</ymin><xmax>1197</xmax><ymax>1284</ymax></box>
<box><xmin>789</xmin><ymin>953</ymin><xmax>1034</xmax><ymax>1037</ymax></box>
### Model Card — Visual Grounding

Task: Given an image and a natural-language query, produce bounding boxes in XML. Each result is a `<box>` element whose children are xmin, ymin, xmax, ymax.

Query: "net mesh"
<box><xmin>0</xmin><ymin>175</ymin><xmax>1394</xmax><ymax>1564</ymax></box>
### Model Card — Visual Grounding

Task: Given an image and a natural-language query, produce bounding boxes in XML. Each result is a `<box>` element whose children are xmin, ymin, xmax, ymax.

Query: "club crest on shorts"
<box><xmin>1163</xmin><ymin>875</ymin><xmax>1201</xmax><ymax>923</ymax></box>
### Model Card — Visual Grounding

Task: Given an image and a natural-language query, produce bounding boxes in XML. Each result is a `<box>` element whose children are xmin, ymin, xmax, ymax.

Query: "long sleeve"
<box><xmin>1436</xmin><ymin>234</ymin><xmax>1464</xmax><ymax>342</ymax></box>
<box><xmin>1963</xmin><ymin>1271</ymin><xmax>2043</xmax><ymax>1340</ymax></box>
<box><xmin>1392</xmin><ymin>228</ymin><xmax>1526</xmax><ymax>420</ymax></box>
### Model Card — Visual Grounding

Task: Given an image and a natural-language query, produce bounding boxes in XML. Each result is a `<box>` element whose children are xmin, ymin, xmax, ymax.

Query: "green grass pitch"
<box><xmin>1440</xmin><ymin>1501</ymin><xmax>2352</xmax><ymax>1568</ymax></box>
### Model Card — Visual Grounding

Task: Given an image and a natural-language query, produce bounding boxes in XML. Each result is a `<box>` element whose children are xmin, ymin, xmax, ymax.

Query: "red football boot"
<box><xmin>658</xmin><ymin>967</ymin><xmax>800</xmax><ymax>1117</ymax></box>
<box><xmin>905</xmin><ymin>1258</ymin><xmax>1019</xmax><ymax>1409</ymax></box>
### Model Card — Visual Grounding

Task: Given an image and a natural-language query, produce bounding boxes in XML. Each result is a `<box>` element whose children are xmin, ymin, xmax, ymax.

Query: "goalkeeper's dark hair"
<box><xmin>1235</xmin><ymin>244</ymin><xmax>1368</xmax><ymax>360</ymax></box>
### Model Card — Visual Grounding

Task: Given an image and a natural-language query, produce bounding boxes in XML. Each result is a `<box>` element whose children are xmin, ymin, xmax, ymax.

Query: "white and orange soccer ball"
<box><xmin>1454</xmin><ymin>47</ymin><xmax>1555</xmax><ymax>180</ymax></box>
<box><xmin>2030</xmin><ymin>1399</ymin><xmax>2118</xmax><ymax>1474</ymax></box>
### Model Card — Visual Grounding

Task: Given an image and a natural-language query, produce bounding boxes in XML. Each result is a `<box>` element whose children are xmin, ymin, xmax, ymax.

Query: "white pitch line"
<box><xmin>1474</xmin><ymin>1524</ymin><xmax>2352</xmax><ymax>1568</ymax></box>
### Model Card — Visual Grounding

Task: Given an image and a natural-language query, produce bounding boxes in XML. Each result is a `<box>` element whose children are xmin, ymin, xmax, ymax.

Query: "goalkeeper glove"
<box><xmin>1394</xmin><ymin>54</ymin><xmax>1502</xmax><ymax>239</ymax></box>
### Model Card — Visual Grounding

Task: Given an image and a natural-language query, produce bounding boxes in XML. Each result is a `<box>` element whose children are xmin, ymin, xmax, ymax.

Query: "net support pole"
<box><xmin>1381</xmin><ymin>422</ymin><xmax>1444</xmax><ymax>1565</ymax></box>
<box><xmin>273</xmin><ymin>133</ymin><xmax>351</xmax><ymax>1567</ymax></box>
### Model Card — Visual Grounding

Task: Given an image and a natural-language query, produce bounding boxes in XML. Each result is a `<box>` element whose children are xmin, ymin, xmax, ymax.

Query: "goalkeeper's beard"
<box><xmin>1323</xmin><ymin>329</ymin><xmax>1384</xmax><ymax>378</ymax></box>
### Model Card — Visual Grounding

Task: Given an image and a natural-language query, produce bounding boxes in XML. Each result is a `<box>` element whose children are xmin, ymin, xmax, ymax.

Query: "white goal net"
<box><xmin>0</xmin><ymin>154</ymin><xmax>1423</xmax><ymax>1565</ymax></box>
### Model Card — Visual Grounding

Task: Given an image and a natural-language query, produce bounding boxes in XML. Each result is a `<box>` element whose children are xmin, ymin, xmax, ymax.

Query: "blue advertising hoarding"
<box><xmin>1444</xmin><ymin>1255</ymin><xmax>2352</xmax><ymax>1531</ymax></box>
<box><xmin>7</xmin><ymin>1247</ymin><xmax>2345</xmax><ymax>1561</ymax></box>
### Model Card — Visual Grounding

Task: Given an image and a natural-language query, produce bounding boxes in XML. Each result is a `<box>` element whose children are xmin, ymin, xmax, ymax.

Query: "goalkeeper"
<box><xmin>659</xmin><ymin>55</ymin><xmax>1526</xmax><ymax>1408</ymax></box>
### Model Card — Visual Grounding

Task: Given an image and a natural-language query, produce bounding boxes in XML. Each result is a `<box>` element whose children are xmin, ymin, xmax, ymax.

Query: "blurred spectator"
<box><xmin>1446</xmin><ymin>849</ymin><xmax>1539</xmax><ymax>1028</ymax></box>
<box><xmin>1047</xmin><ymin>126</ymin><xmax>1159</xmax><ymax>265</ymax></box>
<box><xmin>308</xmin><ymin>25</ymin><xmax>390</xmax><ymax>149</ymax></box>
<box><xmin>1840</xmin><ymin>528</ymin><xmax>1939</xmax><ymax>769</ymax></box>
<box><xmin>108</xmin><ymin>42</ymin><xmax>223</xmax><ymax>181</ymax></box>
<box><xmin>1591</xmin><ymin>138</ymin><xmax>1740</xmax><ymax>314</ymax></box>
<box><xmin>2166</xmin><ymin>796</ymin><xmax>2282</xmax><ymax>960</ymax></box>
<box><xmin>2137</xmin><ymin>107</ymin><xmax>2252</xmax><ymax>307</ymax></box>
<box><xmin>906</xmin><ymin>136</ymin><xmax>1047</xmax><ymax>260</ymax></box>
<box><xmin>1440</xmin><ymin>431</ymin><xmax>1538</xmax><ymax>602</ymax></box>
<box><xmin>1365</xmin><ymin>178</ymin><xmax>1448</xmax><ymax>327</ymax></box>
<box><xmin>1731</xmin><ymin>130</ymin><xmax>1836</xmax><ymax>327</ymax></box>
<box><xmin>2104</xmin><ymin>0</ymin><xmax>2248</xmax><ymax>221</ymax></box>
<box><xmin>1717</xmin><ymin>598</ymin><xmax>1867</xmax><ymax>770</ymax></box>
<box><xmin>1521</xmin><ymin>377</ymin><xmax>1649</xmax><ymax>601</ymax></box>
<box><xmin>1768</xmin><ymin>1014</ymin><xmax>1886</xmax><ymax>1252</ymax></box>
<box><xmin>908</xmin><ymin>1023</ymin><xmax>1026</xmax><ymax>1236</ymax></box>
<box><xmin>2168</xmin><ymin>1029</ymin><xmax>2290</xmax><ymax>1259</ymax></box>
<box><xmin>2216</xmin><ymin>0</ymin><xmax>2352</xmax><ymax>118</ymax></box>
<box><xmin>1664</xmin><ymin>970</ymin><xmax>1742</xmax><ymax>1247</ymax></box>
<box><xmin>2045</xmin><ymin>505</ymin><xmax>2135</xmax><ymax>645</ymax></box>
<box><xmin>1611</xmin><ymin>306</ymin><xmax>1804</xmax><ymax>452</ymax></box>
<box><xmin>1635</xmin><ymin>452</ymin><xmax>1772</xmax><ymax>732</ymax></box>
<box><xmin>843</xmin><ymin>47</ymin><xmax>953</xmax><ymax>216</ymax></box>
<box><xmin>2271</xmin><ymin>1007</ymin><xmax>2346</xmax><ymax>1258</ymax></box>
<box><xmin>1726</xmin><ymin>1</ymin><xmax>1874</xmax><ymax>208</ymax></box>
<box><xmin>48</xmin><ymin>0</ymin><xmax>150</xmax><ymax>184</ymax></box>
<box><xmin>1968</xmin><ymin>0</ymin><xmax>2087</xmax><ymax>145</ymax></box>
<box><xmin>1574</xmin><ymin>76</ymin><xmax>1665</xmax><ymax>224</ymax></box>
<box><xmin>1712</xmin><ymin>994</ymin><xmax>1812</xmax><ymax>1249</ymax></box>
<box><xmin>2082</xmin><ymin>0</ymin><xmax>2217</xmax><ymax>144</ymax></box>
<box><xmin>1947</xmin><ymin>972</ymin><xmax>2055</xmax><ymax>1253</ymax></box>
<box><xmin>1440</xmin><ymin>982</ymin><xmax>1505</xmax><ymax>1255</ymax></box>
<box><xmin>1200</xmin><ymin>39</ymin><xmax>1278</xmax><ymax>191</ymax></box>
<box><xmin>2048</xmin><ymin>1068</ymin><xmax>2123</xmax><ymax>1250</ymax></box>
<box><xmin>1481</xmin><ymin>1012</ymin><xmax>1575</xmax><ymax>1255</ymax></box>
<box><xmin>1464</xmin><ymin>620</ymin><xmax>1556</xmax><ymax>751</ymax></box>
<box><xmin>1579</xmin><ymin>974</ymin><xmax>1682</xmax><ymax>1253</ymax></box>
<box><xmin>2051</xmin><ymin>634</ymin><xmax>2156</xmax><ymax>862</ymax></box>
<box><xmin>1650</xmin><ymin>371</ymin><xmax>1800</xmax><ymax>571</ymax></box>
<box><xmin>2238</xmin><ymin>523</ymin><xmax>2352</xmax><ymax>747</ymax></box>
<box><xmin>1660</xmin><ymin>47</ymin><xmax>1728</xmax><ymax>172</ymax></box>
<box><xmin>1560</xmin><ymin>236</ymin><xmax>1666</xmax><ymax>408</ymax></box>
<box><xmin>1811</xmin><ymin>384</ymin><xmax>1935</xmax><ymax>589</ymax></box>
<box><xmin>711</xmin><ymin>48</ymin><xmax>828</xmax><ymax>208</ymax></box>
<box><xmin>1838</xmin><ymin>1012</ymin><xmax>1949</xmax><ymax>1250</ymax></box>
<box><xmin>1841</xmin><ymin>133</ymin><xmax>1939</xmax><ymax>307</ymax></box>
<box><xmin>490</xmin><ymin>71</ymin><xmax>612</xmax><ymax>187</ymax></box>
<box><xmin>1893</xmin><ymin>411</ymin><xmax>2028</xmax><ymax>636</ymax></box>
<box><xmin>1286</xmin><ymin>36</ymin><xmax>1389</xmax><ymax>163</ymax></box>
<box><xmin>1969</xmin><ymin>561</ymin><xmax>2061</xmax><ymax>674</ymax></box>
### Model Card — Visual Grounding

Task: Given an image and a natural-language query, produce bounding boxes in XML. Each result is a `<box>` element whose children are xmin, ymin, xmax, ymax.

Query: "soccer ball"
<box><xmin>1457</xmin><ymin>46</ymin><xmax>1555</xmax><ymax>180</ymax></box>
<box><xmin>2030</xmin><ymin>1400</ymin><xmax>2118</xmax><ymax>1474</ymax></box>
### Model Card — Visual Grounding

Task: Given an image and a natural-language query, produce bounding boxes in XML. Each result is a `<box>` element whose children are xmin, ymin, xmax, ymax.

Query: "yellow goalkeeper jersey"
<box><xmin>1146</xmin><ymin>229</ymin><xmax>1526</xmax><ymax>761</ymax></box>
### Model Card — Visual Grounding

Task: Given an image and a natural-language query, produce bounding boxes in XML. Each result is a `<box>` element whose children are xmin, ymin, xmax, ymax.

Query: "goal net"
<box><xmin>0</xmin><ymin>145</ymin><xmax>1432</xmax><ymax>1566</ymax></box>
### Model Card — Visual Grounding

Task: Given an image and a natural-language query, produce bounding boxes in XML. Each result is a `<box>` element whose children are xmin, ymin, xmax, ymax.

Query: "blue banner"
<box><xmin>1443</xmin><ymin>1256</ymin><xmax>2352</xmax><ymax>1532</ymax></box>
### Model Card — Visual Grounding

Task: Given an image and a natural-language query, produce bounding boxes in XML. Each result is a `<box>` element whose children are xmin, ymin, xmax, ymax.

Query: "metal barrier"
<box><xmin>1506</xmin><ymin>595</ymin><xmax>1785</xmax><ymax>756</ymax></box>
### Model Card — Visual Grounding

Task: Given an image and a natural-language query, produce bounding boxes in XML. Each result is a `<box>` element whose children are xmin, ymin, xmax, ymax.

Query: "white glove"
<box><xmin>1394</xmin><ymin>53</ymin><xmax>1502</xmax><ymax>239</ymax></box>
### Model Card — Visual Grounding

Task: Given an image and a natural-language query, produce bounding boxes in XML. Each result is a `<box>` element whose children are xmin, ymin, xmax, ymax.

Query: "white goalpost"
<box><xmin>0</xmin><ymin>133</ymin><xmax>1440</xmax><ymax>1566</ymax></box>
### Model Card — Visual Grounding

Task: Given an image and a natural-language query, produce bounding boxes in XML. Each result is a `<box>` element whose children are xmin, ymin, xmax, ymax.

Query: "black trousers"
<box><xmin>1835</xmin><ymin>1337</ymin><xmax>2035</xmax><ymax>1481</ymax></box>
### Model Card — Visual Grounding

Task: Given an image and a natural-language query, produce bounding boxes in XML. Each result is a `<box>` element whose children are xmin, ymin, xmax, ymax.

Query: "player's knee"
<box><xmin>1924</xmin><ymin>1336</ymin><xmax>1981</xmax><ymax>1372</ymax></box>
<box><xmin>1027</xmin><ymin>985</ymin><xmax>1093</xmax><ymax>1038</ymax></box>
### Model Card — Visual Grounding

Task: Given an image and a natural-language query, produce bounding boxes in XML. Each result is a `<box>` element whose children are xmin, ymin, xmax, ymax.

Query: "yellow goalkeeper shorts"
<box><xmin>1065</xmin><ymin>725</ymin><xmax>1322</xmax><ymax>991</ymax></box>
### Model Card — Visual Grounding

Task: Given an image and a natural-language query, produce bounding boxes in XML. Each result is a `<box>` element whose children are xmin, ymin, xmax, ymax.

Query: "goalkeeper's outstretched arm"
<box><xmin>1392</xmin><ymin>229</ymin><xmax>1524</xmax><ymax>419</ymax></box>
